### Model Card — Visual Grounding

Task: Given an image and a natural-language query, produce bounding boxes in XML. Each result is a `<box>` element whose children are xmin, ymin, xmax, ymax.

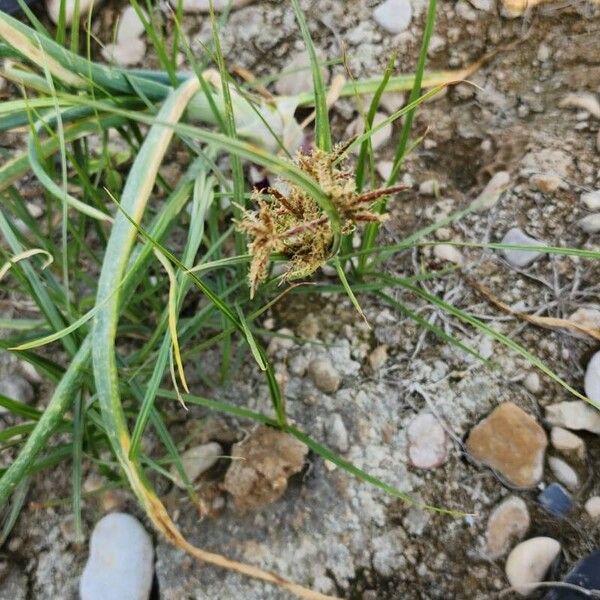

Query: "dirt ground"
<box><xmin>2</xmin><ymin>0</ymin><xmax>600</xmax><ymax>599</ymax></box>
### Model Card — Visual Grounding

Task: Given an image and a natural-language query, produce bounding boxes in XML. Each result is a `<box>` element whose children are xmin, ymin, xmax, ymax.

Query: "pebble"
<box><xmin>538</xmin><ymin>483</ymin><xmax>573</xmax><ymax>519</ymax></box>
<box><xmin>419</xmin><ymin>179</ymin><xmax>439</xmax><ymax>196</ymax></box>
<box><xmin>544</xmin><ymin>548</ymin><xmax>600</xmax><ymax>600</ymax></box>
<box><xmin>368</xmin><ymin>345</ymin><xmax>388</xmax><ymax>371</ymax></box>
<box><xmin>569</xmin><ymin>307</ymin><xmax>600</xmax><ymax>332</ymax></box>
<box><xmin>550</xmin><ymin>427</ymin><xmax>585</xmax><ymax>461</ymax></box>
<box><xmin>46</xmin><ymin>0</ymin><xmax>97</xmax><ymax>25</ymax></box>
<box><xmin>116</xmin><ymin>5</ymin><xmax>146</xmax><ymax>42</ymax></box>
<box><xmin>471</xmin><ymin>171</ymin><xmax>510</xmax><ymax>212</ymax></box>
<box><xmin>585</xmin><ymin>496</ymin><xmax>600</xmax><ymax>519</ymax></box>
<box><xmin>585</xmin><ymin>351</ymin><xmax>600</xmax><ymax>405</ymax></box>
<box><xmin>466</xmin><ymin>402</ymin><xmax>547</xmax><ymax>488</ymax></box>
<box><xmin>373</xmin><ymin>0</ymin><xmax>412</xmax><ymax>34</ymax></box>
<box><xmin>0</xmin><ymin>375</ymin><xmax>34</xmax><ymax>412</ymax></box>
<box><xmin>325</xmin><ymin>413</ymin><xmax>349</xmax><ymax>453</ymax></box>
<box><xmin>275</xmin><ymin>49</ymin><xmax>328</xmax><ymax>97</ymax></box>
<box><xmin>468</xmin><ymin>0</ymin><xmax>494</xmax><ymax>10</ymax></box>
<box><xmin>379</xmin><ymin>91</ymin><xmax>405</xmax><ymax>114</ymax></box>
<box><xmin>530</xmin><ymin>173</ymin><xmax>562</xmax><ymax>193</ymax></box>
<box><xmin>169</xmin><ymin>0</ymin><xmax>251</xmax><ymax>12</ymax></box>
<box><xmin>433</xmin><ymin>244</ymin><xmax>464</xmax><ymax>266</ymax></box>
<box><xmin>581</xmin><ymin>190</ymin><xmax>600</xmax><ymax>210</ymax></box>
<box><xmin>545</xmin><ymin>400</ymin><xmax>600</xmax><ymax>434</ymax></box>
<box><xmin>500</xmin><ymin>228</ymin><xmax>546</xmax><ymax>268</ymax></box>
<box><xmin>80</xmin><ymin>513</ymin><xmax>154</xmax><ymax>600</ymax></box>
<box><xmin>523</xmin><ymin>372</ymin><xmax>541</xmax><ymax>394</ymax></box>
<box><xmin>170</xmin><ymin>442</ymin><xmax>222</xmax><ymax>489</ymax></box>
<box><xmin>308</xmin><ymin>357</ymin><xmax>341</xmax><ymax>394</ymax></box>
<box><xmin>484</xmin><ymin>496</ymin><xmax>530</xmax><ymax>559</ymax></box>
<box><xmin>547</xmin><ymin>456</ymin><xmax>579</xmax><ymax>491</ymax></box>
<box><xmin>346</xmin><ymin>112</ymin><xmax>392</xmax><ymax>152</ymax></box>
<box><xmin>376</xmin><ymin>161</ymin><xmax>394</xmax><ymax>181</ymax></box>
<box><xmin>578</xmin><ymin>213</ymin><xmax>600</xmax><ymax>234</ymax></box>
<box><xmin>505</xmin><ymin>537</ymin><xmax>561</xmax><ymax>597</ymax></box>
<box><xmin>407</xmin><ymin>412</ymin><xmax>449</xmax><ymax>470</ymax></box>
<box><xmin>101</xmin><ymin>39</ymin><xmax>147</xmax><ymax>67</ymax></box>
<box><xmin>559</xmin><ymin>92</ymin><xmax>600</xmax><ymax>119</ymax></box>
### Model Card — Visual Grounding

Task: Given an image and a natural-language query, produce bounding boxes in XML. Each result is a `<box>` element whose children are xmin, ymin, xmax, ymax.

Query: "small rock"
<box><xmin>569</xmin><ymin>307</ymin><xmax>600</xmax><ymax>332</ymax></box>
<box><xmin>368</xmin><ymin>345</ymin><xmax>388</xmax><ymax>371</ymax></box>
<box><xmin>419</xmin><ymin>179</ymin><xmax>440</xmax><ymax>196</ymax></box>
<box><xmin>547</xmin><ymin>456</ymin><xmax>579</xmax><ymax>491</ymax></box>
<box><xmin>500</xmin><ymin>227</ymin><xmax>546</xmax><ymax>268</ymax></box>
<box><xmin>538</xmin><ymin>483</ymin><xmax>573</xmax><ymax>519</ymax></box>
<box><xmin>80</xmin><ymin>513</ymin><xmax>154</xmax><ymax>600</ymax></box>
<box><xmin>559</xmin><ymin>92</ymin><xmax>600</xmax><ymax>119</ymax></box>
<box><xmin>433</xmin><ymin>244</ymin><xmax>464</xmax><ymax>266</ymax></box>
<box><xmin>308</xmin><ymin>357</ymin><xmax>341</xmax><ymax>394</ymax></box>
<box><xmin>275</xmin><ymin>49</ymin><xmax>329</xmax><ymax>97</ymax></box>
<box><xmin>544</xmin><ymin>548</ymin><xmax>600</xmax><ymax>600</ymax></box>
<box><xmin>466</xmin><ymin>402</ymin><xmax>547</xmax><ymax>488</ymax></box>
<box><xmin>505</xmin><ymin>537</ymin><xmax>561</xmax><ymax>597</ymax></box>
<box><xmin>403</xmin><ymin>507</ymin><xmax>431</xmax><ymax>535</ymax></box>
<box><xmin>545</xmin><ymin>400</ymin><xmax>600</xmax><ymax>434</ymax></box>
<box><xmin>0</xmin><ymin>375</ymin><xmax>34</xmax><ymax>412</ymax></box>
<box><xmin>223</xmin><ymin>426</ymin><xmax>308</xmax><ymax>510</ymax></box>
<box><xmin>581</xmin><ymin>190</ymin><xmax>600</xmax><ymax>210</ymax></box>
<box><xmin>379</xmin><ymin>91</ymin><xmax>405</xmax><ymax>114</ymax></box>
<box><xmin>537</xmin><ymin>43</ymin><xmax>551</xmax><ymax>62</ymax></box>
<box><xmin>347</xmin><ymin>112</ymin><xmax>392</xmax><ymax>152</ymax></box>
<box><xmin>585</xmin><ymin>351</ymin><xmax>600</xmax><ymax>405</ymax></box>
<box><xmin>116</xmin><ymin>5</ymin><xmax>146</xmax><ymax>42</ymax></box>
<box><xmin>46</xmin><ymin>0</ymin><xmax>98</xmax><ymax>25</ymax></box>
<box><xmin>484</xmin><ymin>496</ymin><xmax>530</xmax><ymax>559</ymax></box>
<box><xmin>530</xmin><ymin>173</ymin><xmax>562</xmax><ymax>193</ymax></box>
<box><xmin>377</xmin><ymin>161</ymin><xmax>394</xmax><ymax>181</ymax></box>
<box><xmin>101</xmin><ymin>39</ymin><xmax>147</xmax><ymax>67</ymax></box>
<box><xmin>578</xmin><ymin>213</ymin><xmax>600</xmax><ymax>234</ymax></box>
<box><xmin>267</xmin><ymin>328</ymin><xmax>295</xmax><ymax>356</ymax></box>
<box><xmin>471</xmin><ymin>171</ymin><xmax>510</xmax><ymax>212</ymax></box>
<box><xmin>523</xmin><ymin>372</ymin><xmax>541</xmax><ymax>394</ymax></box>
<box><xmin>585</xmin><ymin>496</ymin><xmax>600</xmax><ymax>519</ymax></box>
<box><xmin>468</xmin><ymin>0</ymin><xmax>494</xmax><ymax>10</ymax></box>
<box><xmin>373</xmin><ymin>0</ymin><xmax>412</xmax><ymax>34</ymax></box>
<box><xmin>169</xmin><ymin>0</ymin><xmax>251</xmax><ymax>12</ymax></box>
<box><xmin>170</xmin><ymin>442</ymin><xmax>222</xmax><ymax>489</ymax></box>
<box><xmin>325</xmin><ymin>413</ymin><xmax>349</xmax><ymax>453</ymax></box>
<box><xmin>407</xmin><ymin>412</ymin><xmax>449</xmax><ymax>470</ymax></box>
<box><xmin>550</xmin><ymin>427</ymin><xmax>585</xmax><ymax>461</ymax></box>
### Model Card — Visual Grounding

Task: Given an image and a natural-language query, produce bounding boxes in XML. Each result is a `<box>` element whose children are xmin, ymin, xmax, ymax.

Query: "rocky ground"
<box><xmin>2</xmin><ymin>0</ymin><xmax>600</xmax><ymax>599</ymax></box>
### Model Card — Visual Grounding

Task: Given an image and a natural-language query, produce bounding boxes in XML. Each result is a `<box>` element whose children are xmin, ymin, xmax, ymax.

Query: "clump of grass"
<box><xmin>0</xmin><ymin>1</ymin><xmax>598</xmax><ymax>598</ymax></box>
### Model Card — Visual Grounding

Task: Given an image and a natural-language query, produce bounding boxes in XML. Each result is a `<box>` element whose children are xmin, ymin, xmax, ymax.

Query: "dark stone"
<box><xmin>544</xmin><ymin>549</ymin><xmax>600</xmax><ymax>599</ymax></box>
<box><xmin>0</xmin><ymin>0</ymin><xmax>39</xmax><ymax>14</ymax></box>
<box><xmin>538</xmin><ymin>483</ymin><xmax>573</xmax><ymax>519</ymax></box>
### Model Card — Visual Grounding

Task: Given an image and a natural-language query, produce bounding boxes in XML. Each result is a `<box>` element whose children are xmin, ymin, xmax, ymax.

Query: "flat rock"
<box><xmin>407</xmin><ymin>412</ymin><xmax>448</xmax><ymax>470</ymax></box>
<box><xmin>544</xmin><ymin>548</ymin><xmax>600</xmax><ymax>600</ymax></box>
<box><xmin>550</xmin><ymin>427</ymin><xmax>585</xmax><ymax>461</ymax></box>
<box><xmin>46</xmin><ymin>0</ymin><xmax>98</xmax><ymax>25</ymax></box>
<box><xmin>538</xmin><ymin>483</ymin><xmax>573</xmax><ymax>519</ymax></box>
<box><xmin>275</xmin><ymin>49</ymin><xmax>329</xmax><ymax>97</ymax></box>
<box><xmin>308</xmin><ymin>357</ymin><xmax>341</xmax><ymax>394</ymax></box>
<box><xmin>170</xmin><ymin>442</ymin><xmax>222</xmax><ymax>488</ymax></box>
<box><xmin>466</xmin><ymin>402</ymin><xmax>547</xmax><ymax>488</ymax></box>
<box><xmin>80</xmin><ymin>513</ymin><xmax>154</xmax><ymax>600</ymax></box>
<box><xmin>373</xmin><ymin>0</ymin><xmax>412</xmax><ymax>34</ymax></box>
<box><xmin>500</xmin><ymin>228</ymin><xmax>546</xmax><ymax>268</ymax></box>
<box><xmin>484</xmin><ymin>496</ymin><xmax>530</xmax><ymax>559</ymax></box>
<box><xmin>545</xmin><ymin>400</ymin><xmax>600</xmax><ymax>434</ymax></box>
<box><xmin>505</xmin><ymin>537</ymin><xmax>561</xmax><ymax>597</ymax></box>
<box><xmin>223</xmin><ymin>426</ymin><xmax>308</xmax><ymax>510</ymax></box>
<box><xmin>547</xmin><ymin>456</ymin><xmax>579</xmax><ymax>491</ymax></box>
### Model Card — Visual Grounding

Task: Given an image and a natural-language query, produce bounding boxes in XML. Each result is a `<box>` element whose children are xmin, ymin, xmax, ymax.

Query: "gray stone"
<box><xmin>373</xmin><ymin>0</ymin><xmax>412</xmax><ymax>34</ymax></box>
<box><xmin>0</xmin><ymin>375</ymin><xmax>34</xmax><ymax>413</ymax></box>
<box><xmin>578</xmin><ymin>213</ymin><xmax>600</xmax><ymax>234</ymax></box>
<box><xmin>170</xmin><ymin>442</ymin><xmax>223</xmax><ymax>488</ymax></box>
<box><xmin>505</xmin><ymin>537</ymin><xmax>561</xmax><ymax>597</ymax></box>
<box><xmin>275</xmin><ymin>49</ymin><xmax>328</xmax><ymax>97</ymax></box>
<box><xmin>80</xmin><ymin>513</ymin><xmax>154</xmax><ymax>600</ymax></box>
<box><xmin>347</xmin><ymin>112</ymin><xmax>392</xmax><ymax>152</ymax></box>
<box><xmin>500</xmin><ymin>228</ymin><xmax>546</xmax><ymax>268</ymax></box>
<box><xmin>325</xmin><ymin>413</ymin><xmax>349</xmax><ymax>453</ymax></box>
<box><xmin>407</xmin><ymin>412</ymin><xmax>448</xmax><ymax>470</ymax></box>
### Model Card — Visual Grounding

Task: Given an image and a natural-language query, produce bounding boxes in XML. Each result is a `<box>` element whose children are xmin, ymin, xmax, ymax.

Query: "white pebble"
<box><xmin>117</xmin><ymin>5</ymin><xmax>146</xmax><ymax>43</ymax></box>
<box><xmin>559</xmin><ymin>92</ymin><xmax>600</xmax><ymax>119</ymax></box>
<box><xmin>471</xmin><ymin>171</ymin><xmax>510</xmax><ymax>212</ymax></box>
<box><xmin>547</xmin><ymin>456</ymin><xmax>579</xmax><ymax>491</ymax></box>
<box><xmin>545</xmin><ymin>400</ymin><xmax>600</xmax><ymax>434</ymax></box>
<box><xmin>347</xmin><ymin>113</ymin><xmax>392</xmax><ymax>152</ymax></box>
<box><xmin>170</xmin><ymin>442</ymin><xmax>222</xmax><ymax>488</ymax></box>
<box><xmin>407</xmin><ymin>412</ymin><xmax>448</xmax><ymax>470</ymax></box>
<box><xmin>275</xmin><ymin>49</ymin><xmax>328</xmax><ymax>97</ymax></box>
<box><xmin>523</xmin><ymin>372</ymin><xmax>541</xmax><ymax>394</ymax></box>
<box><xmin>505</xmin><ymin>537</ymin><xmax>561</xmax><ymax>597</ymax></box>
<box><xmin>584</xmin><ymin>351</ymin><xmax>600</xmax><ymax>406</ymax></box>
<box><xmin>578</xmin><ymin>213</ymin><xmax>600</xmax><ymax>234</ymax></box>
<box><xmin>569</xmin><ymin>307</ymin><xmax>600</xmax><ymax>332</ymax></box>
<box><xmin>433</xmin><ymin>244</ymin><xmax>464</xmax><ymax>266</ymax></box>
<box><xmin>46</xmin><ymin>0</ymin><xmax>98</xmax><ymax>25</ymax></box>
<box><xmin>581</xmin><ymin>190</ymin><xmax>600</xmax><ymax>210</ymax></box>
<box><xmin>500</xmin><ymin>227</ymin><xmax>545</xmax><ymax>268</ymax></box>
<box><xmin>376</xmin><ymin>161</ymin><xmax>394</xmax><ymax>181</ymax></box>
<box><xmin>325</xmin><ymin>413</ymin><xmax>349</xmax><ymax>453</ymax></box>
<box><xmin>585</xmin><ymin>496</ymin><xmax>600</xmax><ymax>519</ymax></box>
<box><xmin>550</xmin><ymin>427</ymin><xmax>585</xmax><ymax>461</ymax></box>
<box><xmin>373</xmin><ymin>0</ymin><xmax>412</xmax><ymax>34</ymax></box>
<box><xmin>80</xmin><ymin>513</ymin><xmax>154</xmax><ymax>600</ymax></box>
<box><xmin>102</xmin><ymin>39</ymin><xmax>147</xmax><ymax>67</ymax></box>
